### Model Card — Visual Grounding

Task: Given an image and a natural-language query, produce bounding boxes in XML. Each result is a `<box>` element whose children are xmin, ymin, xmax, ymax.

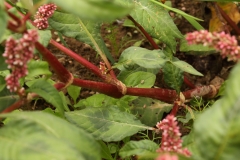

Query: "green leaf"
<box><xmin>114</xmin><ymin>47</ymin><xmax>167</xmax><ymax>70</ymax></box>
<box><xmin>65</xmin><ymin>106</ymin><xmax>152</xmax><ymax>142</ymax></box>
<box><xmin>172</xmin><ymin>57</ymin><xmax>203</xmax><ymax>76</ymax></box>
<box><xmin>180</xmin><ymin>38</ymin><xmax>216</xmax><ymax>54</ymax></box>
<box><xmin>0</xmin><ymin>7</ymin><xmax>7</xmax><ymax>42</ymax></box>
<box><xmin>49</xmin><ymin>0</ymin><xmax>132</xmax><ymax>22</ymax></box>
<box><xmin>26</xmin><ymin>60</ymin><xmax>52</xmax><ymax>79</ymax></box>
<box><xmin>27</xmin><ymin>79</ymin><xmax>65</xmax><ymax>114</ymax></box>
<box><xmin>0</xmin><ymin>87</ymin><xmax>19</xmax><ymax>112</ymax></box>
<box><xmin>74</xmin><ymin>94</ymin><xmax>118</xmax><ymax>108</ymax></box>
<box><xmin>67</xmin><ymin>85</ymin><xmax>81</xmax><ymax>104</ymax></box>
<box><xmin>117</xmin><ymin>64</ymin><xmax>159</xmax><ymax>82</ymax></box>
<box><xmin>49</xmin><ymin>11</ymin><xmax>114</xmax><ymax>63</ymax></box>
<box><xmin>131</xmin><ymin>97</ymin><xmax>172</xmax><ymax>126</ymax></box>
<box><xmin>0</xmin><ymin>45</ymin><xmax>8</xmax><ymax>70</ymax></box>
<box><xmin>163</xmin><ymin>61</ymin><xmax>183</xmax><ymax>93</ymax></box>
<box><xmin>123</xmin><ymin>0</ymin><xmax>183</xmax><ymax>52</ymax></box>
<box><xmin>0</xmin><ymin>111</ymin><xmax>101</xmax><ymax>160</ymax></box>
<box><xmin>98</xmin><ymin>141</ymin><xmax>114</xmax><ymax>160</ymax></box>
<box><xmin>150</xmin><ymin>0</ymin><xmax>204</xmax><ymax>30</ymax></box>
<box><xmin>194</xmin><ymin>62</ymin><xmax>240</xmax><ymax>160</ymax></box>
<box><xmin>119</xmin><ymin>140</ymin><xmax>159</xmax><ymax>158</ymax></box>
<box><xmin>124</xmin><ymin>71</ymin><xmax>156</xmax><ymax>88</ymax></box>
<box><xmin>37</xmin><ymin>29</ymin><xmax>52</xmax><ymax>47</ymax></box>
<box><xmin>0</xmin><ymin>76</ymin><xmax>6</xmax><ymax>92</ymax></box>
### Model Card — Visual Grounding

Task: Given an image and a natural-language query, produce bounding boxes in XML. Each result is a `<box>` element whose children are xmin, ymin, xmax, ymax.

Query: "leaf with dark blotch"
<box><xmin>163</xmin><ymin>61</ymin><xmax>183</xmax><ymax>94</ymax></box>
<box><xmin>65</xmin><ymin>106</ymin><xmax>152</xmax><ymax>142</ymax></box>
<box><xmin>117</xmin><ymin>0</ymin><xmax>183</xmax><ymax>52</ymax></box>
<box><xmin>131</xmin><ymin>97</ymin><xmax>172</xmax><ymax>126</ymax></box>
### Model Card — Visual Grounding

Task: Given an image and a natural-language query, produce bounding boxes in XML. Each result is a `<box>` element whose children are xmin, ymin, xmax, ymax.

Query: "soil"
<box><xmin>25</xmin><ymin>1</ymin><xmax>237</xmax><ymax>116</ymax></box>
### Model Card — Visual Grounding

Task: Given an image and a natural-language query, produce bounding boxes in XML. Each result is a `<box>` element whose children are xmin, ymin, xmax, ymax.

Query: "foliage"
<box><xmin>0</xmin><ymin>0</ymin><xmax>240</xmax><ymax>160</ymax></box>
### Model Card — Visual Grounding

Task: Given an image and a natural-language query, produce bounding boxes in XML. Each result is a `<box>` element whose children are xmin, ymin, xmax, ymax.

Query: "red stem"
<box><xmin>1</xmin><ymin>99</ymin><xmax>25</xmax><ymax>114</ymax></box>
<box><xmin>127</xmin><ymin>15</ymin><xmax>160</xmax><ymax>49</ymax></box>
<box><xmin>35</xmin><ymin>42</ymin><xmax>72</xmax><ymax>83</ymax></box>
<box><xmin>170</xmin><ymin>101</ymin><xmax>179</xmax><ymax>116</ymax></box>
<box><xmin>50</xmin><ymin>39</ymin><xmax>104</xmax><ymax>79</ymax></box>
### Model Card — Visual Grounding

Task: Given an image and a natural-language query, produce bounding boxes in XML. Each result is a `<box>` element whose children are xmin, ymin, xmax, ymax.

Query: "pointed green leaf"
<box><xmin>26</xmin><ymin>60</ymin><xmax>52</xmax><ymax>79</ymax></box>
<box><xmin>49</xmin><ymin>11</ymin><xmax>114</xmax><ymax>63</ymax></box>
<box><xmin>27</xmin><ymin>79</ymin><xmax>64</xmax><ymax>114</ymax></box>
<box><xmin>114</xmin><ymin>47</ymin><xmax>167</xmax><ymax>70</ymax></box>
<box><xmin>119</xmin><ymin>0</ymin><xmax>182</xmax><ymax>52</ymax></box>
<box><xmin>119</xmin><ymin>140</ymin><xmax>159</xmax><ymax>158</ymax></box>
<box><xmin>0</xmin><ymin>111</ymin><xmax>101</xmax><ymax>160</ymax></box>
<box><xmin>0</xmin><ymin>87</ymin><xmax>19</xmax><ymax>112</ymax></box>
<box><xmin>65</xmin><ymin>106</ymin><xmax>152</xmax><ymax>142</ymax></box>
<box><xmin>67</xmin><ymin>85</ymin><xmax>81</xmax><ymax>104</ymax></box>
<box><xmin>124</xmin><ymin>71</ymin><xmax>156</xmax><ymax>88</ymax></box>
<box><xmin>37</xmin><ymin>30</ymin><xmax>51</xmax><ymax>47</ymax></box>
<box><xmin>74</xmin><ymin>94</ymin><xmax>118</xmax><ymax>108</ymax></box>
<box><xmin>172</xmin><ymin>58</ymin><xmax>203</xmax><ymax>76</ymax></box>
<box><xmin>131</xmin><ymin>97</ymin><xmax>172</xmax><ymax>126</ymax></box>
<box><xmin>98</xmin><ymin>141</ymin><xmax>114</xmax><ymax>160</ymax></box>
<box><xmin>163</xmin><ymin>61</ymin><xmax>183</xmax><ymax>93</ymax></box>
<box><xmin>194</xmin><ymin>62</ymin><xmax>240</xmax><ymax>160</ymax></box>
<box><xmin>49</xmin><ymin>0</ymin><xmax>132</xmax><ymax>22</ymax></box>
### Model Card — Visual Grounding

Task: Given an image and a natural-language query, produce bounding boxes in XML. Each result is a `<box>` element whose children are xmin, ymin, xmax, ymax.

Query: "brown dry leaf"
<box><xmin>209</xmin><ymin>2</ymin><xmax>240</xmax><ymax>32</ymax></box>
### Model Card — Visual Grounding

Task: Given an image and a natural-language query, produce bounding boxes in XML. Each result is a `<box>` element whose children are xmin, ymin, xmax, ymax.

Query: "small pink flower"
<box><xmin>34</xmin><ymin>3</ymin><xmax>57</xmax><ymax>30</ymax></box>
<box><xmin>155</xmin><ymin>153</ymin><xmax>178</xmax><ymax>160</ymax></box>
<box><xmin>186</xmin><ymin>30</ymin><xmax>240</xmax><ymax>61</ymax></box>
<box><xmin>3</xmin><ymin>30</ymin><xmax>38</xmax><ymax>93</ymax></box>
<box><xmin>156</xmin><ymin>115</ymin><xmax>191</xmax><ymax>157</ymax></box>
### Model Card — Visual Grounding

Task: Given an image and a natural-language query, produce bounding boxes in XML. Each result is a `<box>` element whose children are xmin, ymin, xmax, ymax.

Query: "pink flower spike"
<box><xmin>185</xmin><ymin>30</ymin><xmax>240</xmax><ymax>61</ymax></box>
<box><xmin>155</xmin><ymin>153</ymin><xmax>178</xmax><ymax>160</ymax></box>
<box><xmin>156</xmin><ymin>115</ymin><xmax>191</xmax><ymax>157</ymax></box>
<box><xmin>34</xmin><ymin>3</ymin><xmax>57</xmax><ymax>30</ymax></box>
<box><xmin>3</xmin><ymin>30</ymin><xmax>38</xmax><ymax>94</ymax></box>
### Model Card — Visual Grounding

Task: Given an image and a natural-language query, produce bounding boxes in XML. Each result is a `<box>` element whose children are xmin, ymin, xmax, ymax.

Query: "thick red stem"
<box><xmin>184</xmin><ymin>76</ymin><xmax>196</xmax><ymax>89</ymax></box>
<box><xmin>35</xmin><ymin>42</ymin><xmax>72</xmax><ymax>83</ymax></box>
<box><xmin>50</xmin><ymin>39</ymin><xmax>104</xmax><ymax>79</ymax></box>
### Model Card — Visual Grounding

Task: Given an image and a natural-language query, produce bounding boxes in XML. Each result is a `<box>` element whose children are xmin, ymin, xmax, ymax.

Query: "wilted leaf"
<box><xmin>209</xmin><ymin>2</ymin><xmax>240</xmax><ymax>32</ymax></box>
<box><xmin>65</xmin><ymin>106</ymin><xmax>152</xmax><ymax>142</ymax></box>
